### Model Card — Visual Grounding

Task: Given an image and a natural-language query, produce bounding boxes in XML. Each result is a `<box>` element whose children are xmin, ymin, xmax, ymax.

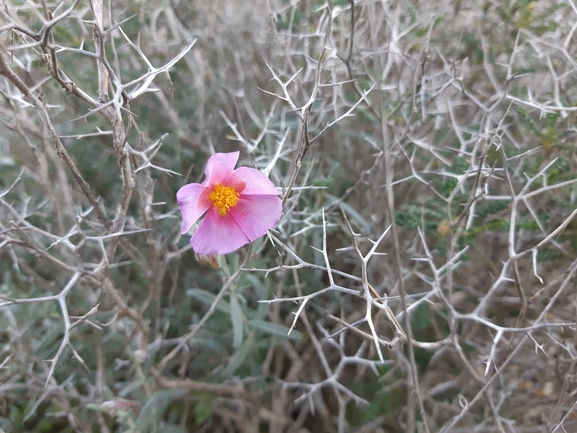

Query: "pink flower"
<box><xmin>177</xmin><ymin>152</ymin><xmax>282</xmax><ymax>255</ymax></box>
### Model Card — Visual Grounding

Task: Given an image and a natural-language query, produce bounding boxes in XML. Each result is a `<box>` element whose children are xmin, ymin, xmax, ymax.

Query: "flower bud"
<box><xmin>195</xmin><ymin>253</ymin><xmax>221</xmax><ymax>268</ymax></box>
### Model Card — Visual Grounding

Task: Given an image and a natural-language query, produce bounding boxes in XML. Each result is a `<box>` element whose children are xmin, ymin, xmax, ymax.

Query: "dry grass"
<box><xmin>1</xmin><ymin>0</ymin><xmax>577</xmax><ymax>432</ymax></box>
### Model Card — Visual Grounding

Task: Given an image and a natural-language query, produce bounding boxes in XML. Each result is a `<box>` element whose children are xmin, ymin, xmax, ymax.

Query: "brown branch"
<box><xmin>0</xmin><ymin>52</ymin><xmax>110</xmax><ymax>226</ymax></box>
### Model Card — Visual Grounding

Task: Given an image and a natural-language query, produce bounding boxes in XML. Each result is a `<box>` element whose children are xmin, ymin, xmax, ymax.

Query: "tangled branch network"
<box><xmin>2</xmin><ymin>0</ymin><xmax>577</xmax><ymax>432</ymax></box>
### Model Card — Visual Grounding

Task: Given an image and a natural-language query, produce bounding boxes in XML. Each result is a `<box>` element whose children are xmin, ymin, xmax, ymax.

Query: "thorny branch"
<box><xmin>2</xmin><ymin>0</ymin><xmax>577</xmax><ymax>431</ymax></box>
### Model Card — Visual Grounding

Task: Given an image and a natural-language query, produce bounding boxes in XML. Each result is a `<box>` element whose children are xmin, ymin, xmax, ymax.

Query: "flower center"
<box><xmin>209</xmin><ymin>184</ymin><xmax>240</xmax><ymax>216</ymax></box>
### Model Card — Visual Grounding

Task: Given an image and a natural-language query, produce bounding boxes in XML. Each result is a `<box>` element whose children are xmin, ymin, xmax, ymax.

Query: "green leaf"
<box><xmin>136</xmin><ymin>389</ymin><xmax>187</xmax><ymax>432</ymax></box>
<box><xmin>327</xmin><ymin>195</ymin><xmax>371</xmax><ymax>234</ymax></box>
<box><xmin>220</xmin><ymin>338</ymin><xmax>252</xmax><ymax>377</ymax></box>
<box><xmin>119</xmin><ymin>377</ymin><xmax>147</xmax><ymax>398</ymax></box>
<box><xmin>193</xmin><ymin>397</ymin><xmax>214</xmax><ymax>425</ymax></box>
<box><xmin>250</xmin><ymin>319</ymin><xmax>303</xmax><ymax>340</ymax></box>
<box><xmin>244</xmin><ymin>274</ymin><xmax>269</xmax><ymax>320</ymax></box>
<box><xmin>230</xmin><ymin>292</ymin><xmax>244</xmax><ymax>348</ymax></box>
<box><xmin>186</xmin><ymin>288</ymin><xmax>230</xmax><ymax>314</ymax></box>
<box><xmin>161</xmin><ymin>427</ymin><xmax>187</xmax><ymax>433</ymax></box>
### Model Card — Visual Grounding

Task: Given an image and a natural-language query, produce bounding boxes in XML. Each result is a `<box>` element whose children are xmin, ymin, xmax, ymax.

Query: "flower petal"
<box><xmin>229</xmin><ymin>195</ymin><xmax>282</xmax><ymax>241</ymax></box>
<box><xmin>203</xmin><ymin>152</ymin><xmax>239</xmax><ymax>186</ymax></box>
<box><xmin>191</xmin><ymin>207</ymin><xmax>251</xmax><ymax>255</ymax></box>
<box><xmin>176</xmin><ymin>183</ymin><xmax>211</xmax><ymax>234</ymax></box>
<box><xmin>228</xmin><ymin>167</ymin><xmax>280</xmax><ymax>196</ymax></box>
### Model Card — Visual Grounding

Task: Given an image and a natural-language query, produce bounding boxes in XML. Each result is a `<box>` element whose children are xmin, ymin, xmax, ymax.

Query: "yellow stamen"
<box><xmin>209</xmin><ymin>184</ymin><xmax>240</xmax><ymax>216</ymax></box>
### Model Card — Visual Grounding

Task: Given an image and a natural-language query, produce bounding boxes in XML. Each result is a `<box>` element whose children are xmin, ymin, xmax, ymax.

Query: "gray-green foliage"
<box><xmin>1</xmin><ymin>0</ymin><xmax>577</xmax><ymax>432</ymax></box>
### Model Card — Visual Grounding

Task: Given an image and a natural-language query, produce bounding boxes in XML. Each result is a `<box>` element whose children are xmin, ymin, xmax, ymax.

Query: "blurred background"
<box><xmin>1</xmin><ymin>0</ymin><xmax>577</xmax><ymax>432</ymax></box>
